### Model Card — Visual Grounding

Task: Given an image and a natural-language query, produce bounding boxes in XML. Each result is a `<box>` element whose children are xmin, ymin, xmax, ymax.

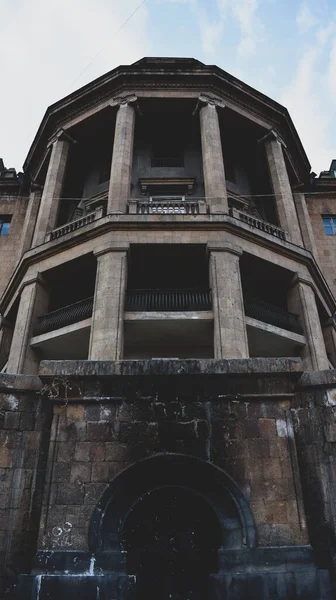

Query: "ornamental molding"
<box><xmin>258</xmin><ymin>128</ymin><xmax>287</xmax><ymax>149</ymax></box>
<box><xmin>192</xmin><ymin>93</ymin><xmax>225</xmax><ymax>116</ymax></box>
<box><xmin>110</xmin><ymin>94</ymin><xmax>138</xmax><ymax>107</ymax></box>
<box><xmin>47</xmin><ymin>128</ymin><xmax>77</xmax><ymax>149</ymax></box>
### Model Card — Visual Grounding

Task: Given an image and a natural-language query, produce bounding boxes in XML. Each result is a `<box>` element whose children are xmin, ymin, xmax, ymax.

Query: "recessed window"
<box><xmin>0</xmin><ymin>215</ymin><xmax>11</xmax><ymax>235</ymax></box>
<box><xmin>323</xmin><ymin>216</ymin><xmax>336</xmax><ymax>235</ymax></box>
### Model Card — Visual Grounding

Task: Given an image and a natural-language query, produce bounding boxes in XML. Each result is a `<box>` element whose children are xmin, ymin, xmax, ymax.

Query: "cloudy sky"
<box><xmin>1</xmin><ymin>0</ymin><xmax>336</xmax><ymax>175</ymax></box>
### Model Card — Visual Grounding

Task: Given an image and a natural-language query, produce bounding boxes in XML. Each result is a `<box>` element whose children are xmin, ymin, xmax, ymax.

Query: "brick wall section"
<box><xmin>37</xmin><ymin>359</ymin><xmax>308</xmax><ymax>551</ymax></box>
<box><xmin>0</xmin><ymin>196</ymin><xmax>28</xmax><ymax>298</ymax></box>
<box><xmin>305</xmin><ymin>193</ymin><xmax>336</xmax><ymax>298</ymax></box>
<box><xmin>0</xmin><ymin>374</ymin><xmax>46</xmax><ymax>596</ymax></box>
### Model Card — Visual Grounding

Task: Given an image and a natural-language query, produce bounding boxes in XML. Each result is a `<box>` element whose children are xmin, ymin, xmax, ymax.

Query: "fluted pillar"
<box><xmin>198</xmin><ymin>95</ymin><xmax>228</xmax><ymax>214</ymax></box>
<box><xmin>287</xmin><ymin>275</ymin><xmax>329</xmax><ymax>371</ymax></box>
<box><xmin>108</xmin><ymin>96</ymin><xmax>136</xmax><ymax>214</ymax></box>
<box><xmin>262</xmin><ymin>130</ymin><xmax>302</xmax><ymax>245</ymax></box>
<box><xmin>32</xmin><ymin>130</ymin><xmax>73</xmax><ymax>246</ymax></box>
<box><xmin>209</xmin><ymin>243</ymin><xmax>249</xmax><ymax>358</ymax></box>
<box><xmin>89</xmin><ymin>243</ymin><xmax>129</xmax><ymax>360</ymax></box>
<box><xmin>7</xmin><ymin>275</ymin><xmax>49</xmax><ymax>374</ymax></box>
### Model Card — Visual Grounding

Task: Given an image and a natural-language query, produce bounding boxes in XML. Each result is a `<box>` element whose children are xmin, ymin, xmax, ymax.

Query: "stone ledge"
<box><xmin>0</xmin><ymin>373</ymin><xmax>42</xmax><ymax>392</ymax></box>
<box><xmin>297</xmin><ymin>369</ymin><xmax>336</xmax><ymax>389</ymax></box>
<box><xmin>39</xmin><ymin>357</ymin><xmax>303</xmax><ymax>379</ymax></box>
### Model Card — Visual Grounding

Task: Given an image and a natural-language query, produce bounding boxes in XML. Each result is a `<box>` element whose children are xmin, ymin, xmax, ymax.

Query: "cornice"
<box><xmin>23</xmin><ymin>69</ymin><xmax>310</xmax><ymax>182</ymax></box>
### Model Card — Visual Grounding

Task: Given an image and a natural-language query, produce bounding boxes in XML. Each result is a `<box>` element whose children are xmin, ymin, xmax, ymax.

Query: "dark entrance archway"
<box><xmin>122</xmin><ymin>485</ymin><xmax>221</xmax><ymax>599</ymax></box>
<box><xmin>89</xmin><ymin>454</ymin><xmax>256</xmax><ymax>599</ymax></box>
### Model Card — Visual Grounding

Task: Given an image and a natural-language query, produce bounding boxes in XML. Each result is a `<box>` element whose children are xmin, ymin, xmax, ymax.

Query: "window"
<box><xmin>0</xmin><ymin>215</ymin><xmax>11</xmax><ymax>235</ymax></box>
<box><xmin>323</xmin><ymin>216</ymin><xmax>336</xmax><ymax>235</ymax></box>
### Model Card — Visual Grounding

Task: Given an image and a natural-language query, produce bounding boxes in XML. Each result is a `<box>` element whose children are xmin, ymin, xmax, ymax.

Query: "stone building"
<box><xmin>1</xmin><ymin>57</ymin><xmax>336</xmax><ymax>599</ymax></box>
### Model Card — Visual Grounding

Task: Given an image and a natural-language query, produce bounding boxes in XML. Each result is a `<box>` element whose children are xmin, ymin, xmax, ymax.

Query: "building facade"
<box><xmin>1</xmin><ymin>57</ymin><xmax>336</xmax><ymax>599</ymax></box>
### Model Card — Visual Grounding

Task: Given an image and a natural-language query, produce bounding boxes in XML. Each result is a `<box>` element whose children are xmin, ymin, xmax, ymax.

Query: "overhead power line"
<box><xmin>67</xmin><ymin>0</ymin><xmax>148</xmax><ymax>92</ymax></box>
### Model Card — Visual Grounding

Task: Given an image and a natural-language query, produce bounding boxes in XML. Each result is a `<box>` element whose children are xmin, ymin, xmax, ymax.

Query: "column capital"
<box><xmin>258</xmin><ymin>128</ymin><xmax>287</xmax><ymax>149</ymax></box>
<box><xmin>110</xmin><ymin>94</ymin><xmax>138</xmax><ymax>107</ymax></box>
<box><xmin>192</xmin><ymin>94</ymin><xmax>225</xmax><ymax>116</ymax></box>
<box><xmin>207</xmin><ymin>241</ymin><xmax>243</xmax><ymax>257</ymax></box>
<box><xmin>47</xmin><ymin>128</ymin><xmax>77</xmax><ymax>150</ymax></box>
<box><xmin>17</xmin><ymin>273</ymin><xmax>48</xmax><ymax>296</ymax></box>
<box><xmin>94</xmin><ymin>242</ymin><xmax>130</xmax><ymax>258</ymax></box>
<box><xmin>289</xmin><ymin>273</ymin><xmax>315</xmax><ymax>290</ymax></box>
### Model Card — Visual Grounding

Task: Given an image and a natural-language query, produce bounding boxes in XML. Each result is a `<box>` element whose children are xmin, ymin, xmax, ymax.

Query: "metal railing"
<box><xmin>129</xmin><ymin>197</ymin><xmax>207</xmax><ymax>215</ymax></box>
<box><xmin>45</xmin><ymin>206</ymin><xmax>104</xmax><ymax>242</ymax></box>
<box><xmin>229</xmin><ymin>207</ymin><xmax>288</xmax><ymax>241</ymax></box>
<box><xmin>34</xmin><ymin>297</ymin><xmax>94</xmax><ymax>336</ymax></box>
<box><xmin>244</xmin><ymin>296</ymin><xmax>303</xmax><ymax>334</ymax></box>
<box><xmin>125</xmin><ymin>289</ymin><xmax>212</xmax><ymax>312</ymax></box>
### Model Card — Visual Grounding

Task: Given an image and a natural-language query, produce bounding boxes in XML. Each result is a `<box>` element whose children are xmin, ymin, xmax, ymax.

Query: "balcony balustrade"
<box><xmin>229</xmin><ymin>207</ymin><xmax>288</xmax><ymax>241</ymax></box>
<box><xmin>129</xmin><ymin>197</ymin><xmax>207</xmax><ymax>215</ymax></box>
<box><xmin>45</xmin><ymin>206</ymin><xmax>104</xmax><ymax>242</ymax></box>
<box><xmin>125</xmin><ymin>289</ymin><xmax>212</xmax><ymax>312</ymax></box>
<box><xmin>34</xmin><ymin>297</ymin><xmax>94</xmax><ymax>336</ymax></box>
<box><xmin>244</xmin><ymin>296</ymin><xmax>303</xmax><ymax>334</ymax></box>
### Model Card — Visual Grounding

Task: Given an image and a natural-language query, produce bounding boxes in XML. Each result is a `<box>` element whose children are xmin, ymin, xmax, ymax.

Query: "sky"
<box><xmin>1</xmin><ymin>0</ymin><xmax>336</xmax><ymax>175</ymax></box>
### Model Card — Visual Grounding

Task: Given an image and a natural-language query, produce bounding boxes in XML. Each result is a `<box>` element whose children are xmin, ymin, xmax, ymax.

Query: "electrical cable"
<box><xmin>66</xmin><ymin>0</ymin><xmax>147</xmax><ymax>92</ymax></box>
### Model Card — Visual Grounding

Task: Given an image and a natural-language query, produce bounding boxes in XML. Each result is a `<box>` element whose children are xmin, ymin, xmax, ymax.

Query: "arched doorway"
<box><xmin>89</xmin><ymin>454</ymin><xmax>256</xmax><ymax>599</ymax></box>
<box><xmin>121</xmin><ymin>485</ymin><xmax>221</xmax><ymax>599</ymax></box>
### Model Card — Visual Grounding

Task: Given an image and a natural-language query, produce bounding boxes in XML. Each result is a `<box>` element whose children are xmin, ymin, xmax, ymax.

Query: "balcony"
<box><xmin>229</xmin><ymin>207</ymin><xmax>288</xmax><ymax>241</ymax></box>
<box><xmin>125</xmin><ymin>289</ymin><xmax>212</xmax><ymax>312</ymax></box>
<box><xmin>34</xmin><ymin>297</ymin><xmax>94</xmax><ymax>336</ymax></box>
<box><xmin>45</xmin><ymin>206</ymin><xmax>104</xmax><ymax>242</ymax></box>
<box><xmin>244</xmin><ymin>297</ymin><xmax>303</xmax><ymax>335</ymax></box>
<box><xmin>129</xmin><ymin>197</ymin><xmax>207</xmax><ymax>215</ymax></box>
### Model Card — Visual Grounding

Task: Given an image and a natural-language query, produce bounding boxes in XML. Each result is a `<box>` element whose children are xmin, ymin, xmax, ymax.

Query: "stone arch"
<box><xmin>89</xmin><ymin>453</ymin><xmax>256</xmax><ymax>553</ymax></box>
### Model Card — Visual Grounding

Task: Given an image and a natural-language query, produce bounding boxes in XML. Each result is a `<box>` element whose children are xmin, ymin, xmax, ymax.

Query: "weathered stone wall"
<box><xmin>2</xmin><ymin>360</ymin><xmax>336</xmax><ymax>599</ymax></box>
<box><xmin>294</xmin><ymin>371</ymin><xmax>336</xmax><ymax>585</ymax></box>
<box><xmin>36</xmin><ymin>358</ymin><xmax>307</xmax><ymax>551</ymax></box>
<box><xmin>0</xmin><ymin>196</ymin><xmax>28</xmax><ymax>297</ymax></box>
<box><xmin>305</xmin><ymin>193</ymin><xmax>336</xmax><ymax>297</ymax></box>
<box><xmin>0</xmin><ymin>374</ymin><xmax>46</xmax><ymax>598</ymax></box>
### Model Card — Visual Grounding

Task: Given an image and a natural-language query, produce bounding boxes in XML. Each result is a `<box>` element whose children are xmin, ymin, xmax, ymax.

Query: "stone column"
<box><xmin>209</xmin><ymin>243</ymin><xmax>249</xmax><ymax>359</ymax></box>
<box><xmin>322</xmin><ymin>318</ymin><xmax>336</xmax><ymax>368</ymax></box>
<box><xmin>32</xmin><ymin>130</ymin><xmax>73</xmax><ymax>247</ymax></box>
<box><xmin>108</xmin><ymin>96</ymin><xmax>137</xmax><ymax>214</ymax></box>
<box><xmin>262</xmin><ymin>130</ymin><xmax>302</xmax><ymax>246</ymax></box>
<box><xmin>0</xmin><ymin>317</ymin><xmax>13</xmax><ymax>369</ymax></box>
<box><xmin>197</xmin><ymin>95</ymin><xmax>228</xmax><ymax>214</ymax></box>
<box><xmin>287</xmin><ymin>276</ymin><xmax>329</xmax><ymax>371</ymax></box>
<box><xmin>21</xmin><ymin>190</ymin><xmax>42</xmax><ymax>253</ymax></box>
<box><xmin>7</xmin><ymin>275</ymin><xmax>49</xmax><ymax>374</ymax></box>
<box><xmin>88</xmin><ymin>243</ymin><xmax>129</xmax><ymax>360</ymax></box>
<box><xmin>293</xmin><ymin>192</ymin><xmax>318</xmax><ymax>258</ymax></box>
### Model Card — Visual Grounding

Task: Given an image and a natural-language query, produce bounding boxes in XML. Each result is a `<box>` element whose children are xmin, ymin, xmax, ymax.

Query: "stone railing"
<box><xmin>45</xmin><ymin>206</ymin><xmax>104</xmax><ymax>242</ymax></box>
<box><xmin>129</xmin><ymin>197</ymin><xmax>207</xmax><ymax>215</ymax></box>
<box><xmin>34</xmin><ymin>297</ymin><xmax>94</xmax><ymax>336</ymax></box>
<box><xmin>244</xmin><ymin>296</ymin><xmax>303</xmax><ymax>334</ymax></box>
<box><xmin>229</xmin><ymin>207</ymin><xmax>288</xmax><ymax>241</ymax></box>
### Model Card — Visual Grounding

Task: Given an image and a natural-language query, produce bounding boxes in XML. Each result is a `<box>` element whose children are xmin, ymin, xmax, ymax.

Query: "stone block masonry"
<box><xmin>0</xmin><ymin>359</ymin><xmax>334</xmax><ymax>599</ymax></box>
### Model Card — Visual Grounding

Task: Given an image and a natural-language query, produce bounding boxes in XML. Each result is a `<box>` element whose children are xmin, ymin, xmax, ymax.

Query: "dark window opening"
<box><xmin>43</xmin><ymin>254</ymin><xmax>97</xmax><ymax>313</ymax></box>
<box><xmin>0</xmin><ymin>215</ymin><xmax>12</xmax><ymax>235</ymax></box>
<box><xmin>122</xmin><ymin>486</ymin><xmax>221</xmax><ymax>600</ymax></box>
<box><xmin>151</xmin><ymin>114</ymin><xmax>186</xmax><ymax>168</ymax></box>
<box><xmin>127</xmin><ymin>244</ymin><xmax>209</xmax><ymax>291</ymax></box>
